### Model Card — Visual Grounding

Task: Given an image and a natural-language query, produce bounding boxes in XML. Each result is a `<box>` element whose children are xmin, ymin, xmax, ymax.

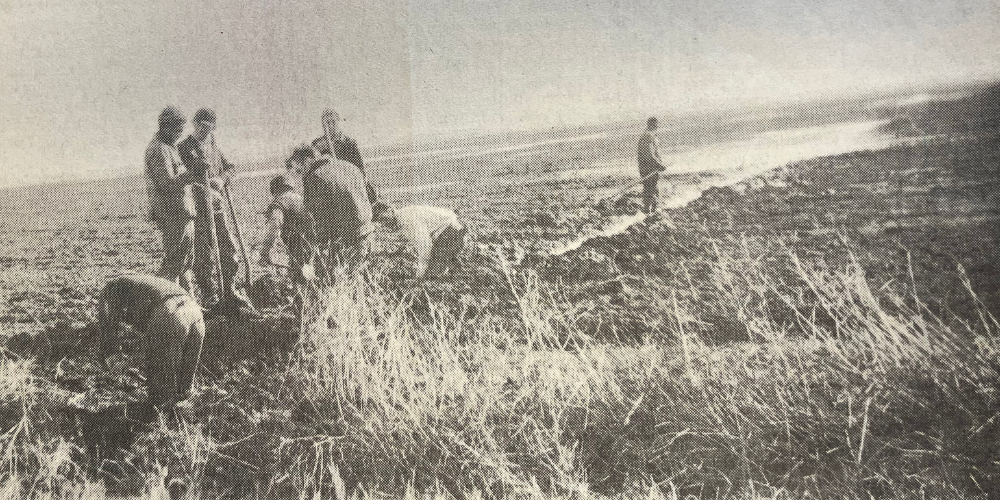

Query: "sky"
<box><xmin>1</xmin><ymin>0</ymin><xmax>998</xmax><ymax>187</ymax></box>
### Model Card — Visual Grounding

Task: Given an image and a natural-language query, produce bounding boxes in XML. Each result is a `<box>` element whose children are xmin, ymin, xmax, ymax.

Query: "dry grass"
<box><xmin>0</xmin><ymin>234</ymin><xmax>998</xmax><ymax>498</ymax></box>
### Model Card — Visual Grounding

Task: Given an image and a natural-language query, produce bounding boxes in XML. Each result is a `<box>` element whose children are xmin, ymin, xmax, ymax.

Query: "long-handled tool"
<box><xmin>223</xmin><ymin>180</ymin><xmax>253</xmax><ymax>288</ymax></box>
<box><xmin>603</xmin><ymin>169</ymin><xmax>664</xmax><ymax>205</ymax></box>
<box><xmin>201</xmin><ymin>176</ymin><xmax>223</xmax><ymax>300</ymax></box>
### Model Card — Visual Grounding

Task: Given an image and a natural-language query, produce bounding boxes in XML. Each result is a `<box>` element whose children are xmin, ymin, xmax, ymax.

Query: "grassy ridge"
<box><xmin>1</xmin><ymin>228</ymin><xmax>998</xmax><ymax>498</ymax></box>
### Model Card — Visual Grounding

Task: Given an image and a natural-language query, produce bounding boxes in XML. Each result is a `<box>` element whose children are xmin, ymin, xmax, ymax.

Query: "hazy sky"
<box><xmin>1</xmin><ymin>0</ymin><xmax>998</xmax><ymax>187</ymax></box>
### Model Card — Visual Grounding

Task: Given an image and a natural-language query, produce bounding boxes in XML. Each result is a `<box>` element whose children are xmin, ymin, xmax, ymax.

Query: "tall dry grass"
<box><xmin>273</xmin><ymin>241</ymin><xmax>999</xmax><ymax>499</ymax></box>
<box><xmin>0</xmin><ymin>237</ymin><xmax>997</xmax><ymax>498</ymax></box>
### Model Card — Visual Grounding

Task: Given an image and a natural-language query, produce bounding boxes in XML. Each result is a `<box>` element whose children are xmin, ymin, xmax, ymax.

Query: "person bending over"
<box><xmin>259</xmin><ymin>174</ymin><xmax>317</xmax><ymax>284</ymax></box>
<box><xmin>375</xmin><ymin>204</ymin><xmax>466</xmax><ymax>279</ymax></box>
<box><xmin>97</xmin><ymin>273</ymin><xmax>205</xmax><ymax>410</ymax></box>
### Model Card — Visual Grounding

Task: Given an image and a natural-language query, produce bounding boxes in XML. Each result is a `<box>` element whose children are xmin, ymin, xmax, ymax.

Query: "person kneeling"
<box><xmin>97</xmin><ymin>274</ymin><xmax>205</xmax><ymax>411</ymax></box>
<box><xmin>375</xmin><ymin>204</ymin><xmax>466</xmax><ymax>279</ymax></box>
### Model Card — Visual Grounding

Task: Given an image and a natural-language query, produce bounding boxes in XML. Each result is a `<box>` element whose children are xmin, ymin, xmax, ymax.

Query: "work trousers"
<box><xmin>144</xmin><ymin>295</ymin><xmax>205</xmax><ymax>409</ymax></box>
<box><xmin>156</xmin><ymin>218</ymin><xmax>196</xmax><ymax>291</ymax></box>
<box><xmin>424</xmin><ymin>225</ymin><xmax>467</xmax><ymax>278</ymax></box>
<box><xmin>642</xmin><ymin>177</ymin><xmax>660</xmax><ymax>214</ymax></box>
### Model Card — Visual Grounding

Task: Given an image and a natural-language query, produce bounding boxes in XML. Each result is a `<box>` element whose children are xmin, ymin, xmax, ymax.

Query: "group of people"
<box><xmin>100</xmin><ymin>109</ymin><xmax>666</xmax><ymax>412</ymax></box>
<box><xmin>144</xmin><ymin>106</ymin><xmax>467</xmax><ymax>313</ymax></box>
<box><xmin>103</xmin><ymin>106</ymin><xmax>468</xmax><ymax>410</ymax></box>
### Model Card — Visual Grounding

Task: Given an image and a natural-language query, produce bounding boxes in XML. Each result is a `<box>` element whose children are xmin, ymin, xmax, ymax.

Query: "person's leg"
<box><xmin>213</xmin><ymin>196</ymin><xmax>241</xmax><ymax>294</ymax></box>
<box><xmin>175</xmin><ymin>298</ymin><xmax>205</xmax><ymax>401</ymax></box>
<box><xmin>642</xmin><ymin>179</ymin><xmax>660</xmax><ymax>213</ymax></box>
<box><xmin>425</xmin><ymin>226</ymin><xmax>466</xmax><ymax>278</ymax></box>
<box><xmin>193</xmin><ymin>211</ymin><xmax>219</xmax><ymax>304</ymax></box>
<box><xmin>144</xmin><ymin>299</ymin><xmax>186</xmax><ymax>409</ymax></box>
<box><xmin>159</xmin><ymin>219</ymin><xmax>196</xmax><ymax>290</ymax></box>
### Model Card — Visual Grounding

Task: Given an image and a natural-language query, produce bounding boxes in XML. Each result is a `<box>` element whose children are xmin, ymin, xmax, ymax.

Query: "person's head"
<box><xmin>158</xmin><ymin>106</ymin><xmax>186</xmax><ymax>144</ymax></box>
<box><xmin>192</xmin><ymin>108</ymin><xmax>217</xmax><ymax>141</ymax></box>
<box><xmin>321</xmin><ymin>109</ymin><xmax>342</xmax><ymax>140</ymax></box>
<box><xmin>286</xmin><ymin>144</ymin><xmax>317</xmax><ymax>174</ymax></box>
<box><xmin>269</xmin><ymin>175</ymin><xmax>295</xmax><ymax>196</ymax></box>
<box><xmin>647</xmin><ymin>117</ymin><xmax>658</xmax><ymax>131</ymax></box>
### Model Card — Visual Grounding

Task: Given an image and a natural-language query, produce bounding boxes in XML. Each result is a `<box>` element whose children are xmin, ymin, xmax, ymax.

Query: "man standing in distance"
<box><xmin>178</xmin><ymin>108</ymin><xmax>254</xmax><ymax>316</ymax></box>
<box><xmin>293</xmin><ymin>145</ymin><xmax>374</xmax><ymax>277</ymax></box>
<box><xmin>145</xmin><ymin>106</ymin><xmax>196</xmax><ymax>289</ymax></box>
<box><xmin>637</xmin><ymin>117</ymin><xmax>668</xmax><ymax>214</ymax></box>
<box><xmin>312</xmin><ymin>109</ymin><xmax>378</xmax><ymax>205</ymax></box>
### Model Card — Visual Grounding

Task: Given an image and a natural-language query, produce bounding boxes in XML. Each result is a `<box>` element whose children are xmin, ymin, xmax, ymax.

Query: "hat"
<box><xmin>270</xmin><ymin>175</ymin><xmax>296</xmax><ymax>193</ymax></box>
<box><xmin>158</xmin><ymin>106</ymin><xmax>185</xmax><ymax>125</ymax></box>
<box><xmin>194</xmin><ymin>108</ymin><xmax>217</xmax><ymax>124</ymax></box>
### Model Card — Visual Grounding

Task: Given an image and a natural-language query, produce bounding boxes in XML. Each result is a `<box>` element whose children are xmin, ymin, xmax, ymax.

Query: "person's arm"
<box><xmin>365</xmin><ymin>181</ymin><xmax>379</xmax><ymax>205</ymax></box>
<box><xmin>342</xmin><ymin>137</ymin><xmax>365</xmax><ymax>172</ymax></box>
<box><xmin>258</xmin><ymin>207</ymin><xmax>284</xmax><ymax>265</ymax></box>
<box><xmin>652</xmin><ymin>136</ymin><xmax>667</xmax><ymax>171</ymax></box>
<box><xmin>339</xmin><ymin>137</ymin><xmax>377</xmax><ymax>203</ymax></box>
<box><xmin>148</xmin><ymin>143</ymin><xmax>193</xmax><ymax>192</ymax></box>
<box><xmin>403</xmin><ymin>218</ymin><xmax>433</xmax><ymax>279</ymax></box>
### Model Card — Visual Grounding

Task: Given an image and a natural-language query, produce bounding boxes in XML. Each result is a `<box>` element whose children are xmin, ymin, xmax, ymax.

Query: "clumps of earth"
<box><xmin>537</xmin><ymin>247</ymin><xmax>618</xmax><ymax>283</ymax></box>
<box><xmin>593</xmin><ymin>194</ymin><xmax>643</xmax><ymax>217</ymax></box>
<box><xmin>248</xmin><ymin>274</ymin><xmax>296</xmax><ymax>310</ymax></box>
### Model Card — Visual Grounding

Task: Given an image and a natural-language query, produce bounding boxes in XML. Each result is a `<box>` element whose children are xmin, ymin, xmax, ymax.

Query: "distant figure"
<box><xmin>294</xmin><ymin>145</ymin><xmax>375</xmax><ymax>276</ymax></box>
<box><xmin>259</xmin><ymin>174</ymin><xmax>317</xmax><ymax>284</ymax></box>
<box><xmin>637</xmin><ymin>117</ymin><xmax>668</xmax><ymax>213</ymax></box>
<box><xmin>177</xmin><ymin>109</ymin><xmax>253</xmax><ymax>316</ymax></box>
<box><xmin>97</xmin><ymin>274</ymin><xmax>205</xmax><ymax>410</ymax></box>
<box><xmin>375</xmin><ymin>204</ymin><xmax>466</xmax><ymax>279</ymax></box>
<box><xmin>145</xmin><ymin>106</ymin><xmax>197</xmax><ymax>289</ymax></box>
<box><xmin>311</xmin><ymin>109</ymin><xmax>379</xmax><ymax>205</ymax></box>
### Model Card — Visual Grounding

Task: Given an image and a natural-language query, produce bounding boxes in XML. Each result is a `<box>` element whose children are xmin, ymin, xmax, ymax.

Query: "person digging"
<box><xmin>178</xmin><ymin>108</ymin><xmax>258</xmax><ymax>319</ymax></box>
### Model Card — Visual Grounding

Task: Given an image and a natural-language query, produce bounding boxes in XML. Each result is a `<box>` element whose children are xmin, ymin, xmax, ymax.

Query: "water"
<box><xmin>547</xmin><ymin>120</ymin><xmax>893</xmax><ymax>255</ymax></box>
<box><xmin>235</xmin><ymin>118</ymin><xmax>894</xmax><ymax>257</ymax></box>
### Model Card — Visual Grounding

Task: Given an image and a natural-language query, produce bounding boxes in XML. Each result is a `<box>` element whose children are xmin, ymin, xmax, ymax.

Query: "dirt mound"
<box><xmin>247</xmin><ymin>274</ymin><xmax>296</xmax><ymax>310</ymax></box>
<box><xmin>538</xmin><ymin>247</ymin><xmax>618</xmax><ymax>282</ymax></box>
<box><xmin>594</xmin><ymin>194</ymin><xmax>643</xmax><ymax>217</ymax></box>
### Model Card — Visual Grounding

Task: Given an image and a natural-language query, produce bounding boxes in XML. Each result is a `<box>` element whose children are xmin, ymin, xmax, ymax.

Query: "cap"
<box><xmin>194</xmin><ymin>108</ymin><xmax>217</xmax><ymax>124</ymax></box>
<box><xmin>270</xmin><ymin>175</ymin><xmax>295</xmax><ymax>193</ymax></box>
<box><xmin>158</xmin><ymin>106</ymin><xmax>185</xmax><ymax>126</ymax></box>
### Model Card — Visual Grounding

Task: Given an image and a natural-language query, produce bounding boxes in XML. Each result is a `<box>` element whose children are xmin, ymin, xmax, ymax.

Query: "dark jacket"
<box><xmin>178</xmin><ymin>135</ymin><xmax>234</xmax><ymax>181</ymax></box>
<box><xmin>637</xmin><ymin>130</ymin><xmax>666</xmax><ymax>178</ymax></box>
<box><xmin>268</xmin><ymin>191</ymin><xmax>315</xmax><ymax>265</ymax></box>
<box><xmin>303</xmin><ymin>157</ymin><xmax>375</xmax><ymax>245</ymax></box>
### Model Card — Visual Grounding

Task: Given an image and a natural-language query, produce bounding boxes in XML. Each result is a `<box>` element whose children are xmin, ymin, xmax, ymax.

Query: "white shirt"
<box><xmin>394</xmin><ymin>205</ymin><xmax>463</xmax><ymax>276</ymax></box>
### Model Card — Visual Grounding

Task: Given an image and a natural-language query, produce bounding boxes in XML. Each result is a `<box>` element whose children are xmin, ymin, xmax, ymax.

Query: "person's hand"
<box><xmin>301</xmin><ymin>263</ymin><xmax>317</xmax><ymax>281</ymax></box>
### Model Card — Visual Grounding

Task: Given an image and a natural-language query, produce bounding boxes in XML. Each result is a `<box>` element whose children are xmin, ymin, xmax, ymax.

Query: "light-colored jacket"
<box><xmin>145</xmin><ymin>136</ymin><xmax>195</xmax><ymax>223</ymax></box>
<box><xmin>395</xmin><ymin>205</ymin><xmax>463</xmax><ymax>277</ymax></box>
